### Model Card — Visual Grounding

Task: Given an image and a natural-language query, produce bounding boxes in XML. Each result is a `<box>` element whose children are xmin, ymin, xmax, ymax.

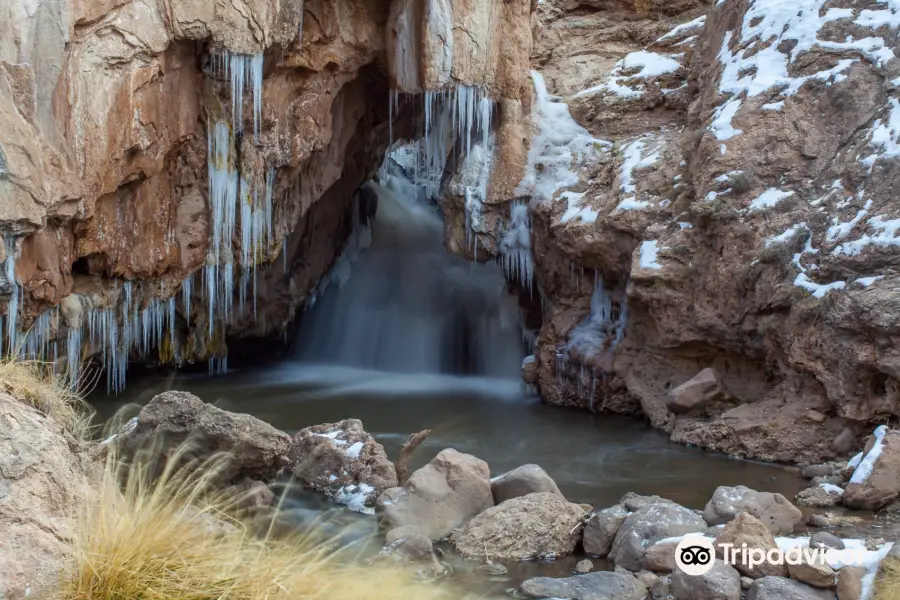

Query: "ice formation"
<box><xmin>211</xmin><ymin>51</ymin><xmax>265</xmax><ymax>140</ymax></box>
<box><xmin>3</xmin><ymin>237</ymin><xmax>19</xmax><ymax>354</ymax></box>
<box><xmin>499</xmin><ymin>201</ymin><xmax>534</xmax><ymax>292</ymax></box>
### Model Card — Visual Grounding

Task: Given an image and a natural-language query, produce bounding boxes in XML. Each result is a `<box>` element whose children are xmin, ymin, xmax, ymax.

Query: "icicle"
<box><xmin>4</xmin><ymin>237</ymin><xmax>19</xmax><ymax>354</ymax></box>
<box><xmin>182</xmin><ymin>274</ymin><xmax>193</xmax><ymax>322</ymax></box>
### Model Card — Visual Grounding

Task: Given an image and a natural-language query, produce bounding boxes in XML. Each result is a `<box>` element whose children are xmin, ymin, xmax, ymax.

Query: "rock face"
<box><xmin>609</xmin><ymin>498</ymin><xmax>707</xmax><ymax>571</ymax></box>
<box><xmin>448</xmin><ymin>0</ymin><xmax>900</xmax><ymax>466</ymax></box>
<box><xmin>520</xmin><ymin>571</ymin><xmax>647</xmax><ymax>600</ymax></box>
<box><xmin>376</xmin><ymin>449</ymin><xmax>493</xmax><ymax>541</ymax></box>
<box><xmin>450</xmin><ymin>492</ymin><xmax>586</xmax><ymax>561</ymax></box>
<box><xmin>0</xmin><ymin>393</ymin><xmax>99</xmax><ymax>600</ymax></box>
<box><xmin>670</xmin><ymin>560</ymin><xmax>741</xmax><ymax>600</ymax></box>
<box><xmin>713</xmin><ymin>513</ymin><xmax>787</xmax><ymax>579</ymax></box>
<box><xmin>843</xmin><ymin>429</ymin><xmax>900</xmax><ymax>510</ymax></box>
<box><xmin>704</xmin><ymin>486</ymin><xmax>802</xmax><ymax>535</ymax></box>
<box><xmin>118</xmin><ymin>391</ymin><xmax>292</xmax><ymax>483</ymax></box>
<box><xmin>0</xmin><ymin>0</ymin><xmax>536</xmax><ymax>395</ymax></box>
<box><xmin>490</xmin><ymin>463</ymin><xmax>563</xmax><ymax>504</ymax></box>
<box><xmin>290</xmin><ymin>419</ymin><xmax>397</xmax><ymax>509</ymax></box>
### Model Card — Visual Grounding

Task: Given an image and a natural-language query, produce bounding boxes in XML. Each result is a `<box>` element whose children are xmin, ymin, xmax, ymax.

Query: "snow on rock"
<box><xmin>748</xmin><ymin>188</ymin><xmax>794</xmax><ymax>211</ymax></box>
<box><xmin>616</xmin><ymin>135</ymin><xmax>662</xmax><ymax>211</ymax></box>
<box><xmin>335</xmin><ymin>483</ymin><xmax>377</xmax><ymax>514</ymax></box>
<box><xmin>833</xmin><ymin>215</ymin><xmax>900</xmax><ymax>256</ymax></box>
<box><xmin>792</xmin><ymin>237</ymin><xmax>847</xmax><ymax>299</ymax></box>
<box><xmin>850</xmin><ymin>425</ymin><xmax>889</xmax><ymax>485</ymax></box>
<box><xmin>517</xmin><ymin>71</ymin><xmax>607</xmax><ymax>204</ymax></box>
<box><xmin>575</xmin><ymin>51</ymin><xmax>683</xmax><ymax>100</ymax></box>
<box><xmin>766</xmin><ymin>223</ymin><xmax>807</xmax><ymax>247</ymax></box>
<box><xmin>818</xmin><ymin>483</ymin><xmax>845</xmax><ymax>496</ymax></box>
<box><xmin>560</xmin><ymin>191</ymin><xmax>598</xmax><ymax>224</ymax></box>
<box><xmin>657</xmin><ymin>16</ymin><xmax>707</xmax><ymax>42</ymax></box>
<box><xmin>640</xmin><ymin>240</ymin><xmax>663</xmax><ymax>270</ymax></box>
<box><xmin>862</xmin><ymin>98</ymin><xmax>900</xmax><ymax>167</ymax></box>
<box><xmin>855</xmin><ymin>275</ymin><xmax>884</xmax><ymax>287</ymax></box>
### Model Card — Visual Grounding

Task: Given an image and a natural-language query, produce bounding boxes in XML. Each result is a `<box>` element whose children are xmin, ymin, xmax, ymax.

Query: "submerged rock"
<box><xmin>450</xmin><ymin>492</ymin><xmax>586</xmax><ymax>561</ymax></box>
<box><xmin>704</xmin><ymin>486</ymin><xmax>802</xmax><ymax>535</ymax></box>
<box><xmin>118</xmin><ymin>391</ymin><xmax>292</xmax><ymax>483</ymax></box>
<box><xmin>376</xmin><ymin>449</ymin><xmax>492</xmax><ymax>541</ymax></box>
<box><xmin>290</xmin><ymin>419</ymin><xmax>397</xmax><ymax>511</ymax></box>
<box><xmin>520</xmin><ymin>571</ymin><xmax>647</xmax><ymax>600</ymax></box>
<box><xmin>490</xmin><ymin>463</ymin><xmax>563</xmax><ymax>504</ymax></box>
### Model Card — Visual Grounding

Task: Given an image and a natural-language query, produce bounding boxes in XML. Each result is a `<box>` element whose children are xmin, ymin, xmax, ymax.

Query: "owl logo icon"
<box><xmin>674</xmin><ymin>537</ymin><xmax>715</xmax><ymax>576</ymax></box>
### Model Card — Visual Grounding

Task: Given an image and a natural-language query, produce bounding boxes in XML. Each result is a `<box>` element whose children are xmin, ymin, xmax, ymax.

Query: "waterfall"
<box><xmin>295</xmin><ymin>171</ymin><xmax>524</xmax><ymax>378</ymax></box>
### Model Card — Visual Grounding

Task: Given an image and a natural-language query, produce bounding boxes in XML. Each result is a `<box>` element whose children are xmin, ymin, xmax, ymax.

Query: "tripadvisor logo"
<box><xmin>675</xmin><ymin>537</ymin><xmax>715</xmax><ymax>576</ymax></box>
<box><xmin>674</xmin><ymin>535</ymin><xmax>870</xmax><ymax>576</ymax></box>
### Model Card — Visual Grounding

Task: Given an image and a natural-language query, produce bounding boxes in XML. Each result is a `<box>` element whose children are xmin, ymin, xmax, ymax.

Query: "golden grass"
<box><xmin>65</xmin><ymin>443</ymin><xmax>464</xmax><ymax>600</ymax></box>
<box><xmin>875</xmin><ymin>556</ymin><xmax>900</xmax><ymax>600</ymax></box>
<box><xmin>0</xmin><ymin>358</ymin><xmax>93</xmax><ymax>438</ymax></box>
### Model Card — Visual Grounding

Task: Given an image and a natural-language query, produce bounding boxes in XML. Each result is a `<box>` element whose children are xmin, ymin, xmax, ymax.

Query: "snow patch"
<box><xmin>640</xmin><ymin>241</ymin><xmax>663</xmax><ymax>270</ymax></box>
<box><xmin>850</xmin><ymin>425</ymin><xmax>889</xmax><ymax>485</ymax></box>
<box><xmin>748</xmin><ymin>188</ymin><xmax>794</xmax><ymax>211</ymax></box>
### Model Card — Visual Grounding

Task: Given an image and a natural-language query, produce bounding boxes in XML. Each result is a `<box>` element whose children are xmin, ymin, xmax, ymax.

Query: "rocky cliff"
<box><xmin>477</xmin><ymin>0</ymin><xmax>900</xmax><ymax>463</ymax></box>
<box><xmin>0</xmin><ymin>0</ymin><xmax>533</xmax><ymax>389</ymax></box>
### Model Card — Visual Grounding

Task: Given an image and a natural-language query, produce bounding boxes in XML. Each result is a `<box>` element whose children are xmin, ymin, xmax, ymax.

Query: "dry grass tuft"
<box><xmin>875</xmin><ymin>556</ymin><xmax>900</xmax><ymax>600</ymax></box>
<box><xmin>0</xmin><ymin>358</ymin><xmax>93</xmax><ymax>438</ymax></box>
<box><xmin>65</xmin><ymin>443</ymin><xmax>463</xmax><ymax>600</ymax></box>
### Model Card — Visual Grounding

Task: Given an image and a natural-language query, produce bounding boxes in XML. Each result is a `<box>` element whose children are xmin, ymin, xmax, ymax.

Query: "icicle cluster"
<box><xmin>499</xmin><ymin>200</ymin><xmax>535</xmax><ymax>292</ymax></box>
<box><xmin>2</xmin><ymin>236</ymin><xmax>19</xmax><ymax>355</ymax></box>
<box><xmin>205</xmin><ymin>121</ymin><xmax>275</xmax><ymax>336</ymax></box>
<box><xmin>211</xmin><ymin>51</ymin><xmax>264</xmax><ymax>140</ymax></box>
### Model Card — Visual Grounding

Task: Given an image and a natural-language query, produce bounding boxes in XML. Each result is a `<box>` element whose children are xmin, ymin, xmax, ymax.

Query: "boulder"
<box><xmin>450</xmin><ymin>492</ymin><xmax>586</xmax><ymax>561</ymax></box>
<box><xmin>643</xmin><ymin>538</ymin><xmax>679</xmax><ymax>572</ymax></box>
<box><xmin>520</xmin><ymin>571</ymin><xmax>647</xmax><ymax>600</ymax></box>
<box><xmin>576</xmin><ymin>559</ymin><xmax>594</xmax><ymax>574</ymax></box>
<box><xmin>609</xmin><ymin>498</ymin><xmax>708</xmax><ymax>571</ymax></box>
<box><xmin>787</xmin><ymin>554</ymin><xmax>835</xmax><ymax>588</ymax></box>
<box><xmin>667</xmin><ymin>368</ymin><xmax>728</xmax><ymax>415</ymax></box>
<box><xmin>671</xmin><ymin>560</ymin><xmax>741</xmax><ymax>600</ymax></box>
<box><xmin>636</xmin><ymin>570</ymin><xmax>658</xmax><ymax>589</ymax></box>
<box><xmin>290</xmin><ymin>419</ymin><xmax>397</xmax><ymax>510</ymax></box>
<box><xmin>651</xmin><ymin>576</ymin><xmax>672</xmax><ymax>599</ymax></box>
<box><xmin>584</xmin><ymin>504</ymin><xmax>630</xmax><ymax>557</ymax></box>
<box><xmin>843</xmin><ymin>429</ymin><xmax>900</xmax><ymax>510</ymax></box>
<box><xmin>704</xmin><ymin>486</ymin><xmax>802</xmax><ymax>535</ymax></box>
<box><xmin>746</xmin><ymin>576</ymin><xmax>835</xmax><ymax>600</ymax></box>
<box><xmin>490</xmin><ymin>463</ymin><xmax>563</xmax><ymax>504</ymax></box>
<box><xmin>795</xmin><ymin>485</ymin><xmax>843</xmax><ymax>508</ymax></box>
<box><xmin>836</xmin><ymin>566</ymin><xmax>865</xmax><ymax>600</ymax></box>
<box><xmin>376</xmin><ymin>449</ymin><xmax>492</xmax><ymax>540</ymax></box>
<box><xmin>118</xmin><ymin>391</ymin><xmax>291</xmax><ymax>483</ymax></box>
<box><xmin>714</xmin><ymin>513</ymin><xmax>788</xmax><ymax>578</ymax></box>
<box><xmin>809</xmin><ymin>532</ymin><xmax>845</xmax><ymax>551</ymax></box>
<box><xmin>0</xmin><ymin>393</ymin><xmax>99</xmax><ymax>600</ymax></box>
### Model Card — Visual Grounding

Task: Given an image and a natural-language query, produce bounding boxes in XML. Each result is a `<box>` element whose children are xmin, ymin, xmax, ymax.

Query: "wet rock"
<box><xmin>801</xmin><ymin>464</ymin><xmax>835</xmax><ymax>479</ymax></box>
<box><xmin>746</xmin><ymin>576</ymin><xmax>835</xmax><ymax>600</ymax></box>
<box><xmin>377</xmin><ymin>449</ymin><xmax>492</xmax><ymax>541</ymax></box>
<box><xmin>476</xmin><ymin>563</ymin><xmax>508</xmax><ymax>576</ymax></box>
<box><xmin>522</xmin><ymin>355</ymin><xmax>538</xmax><ymax>384</ymax></box>
<box><xmin>379</xmin><ymin>532</ymin><xmax>448</xmax><ymax>581</ymax></box>
<box><xmin>290</xmin><ymin>419</ymin><xmax>397</xmax><ymax>510</ymax></box>
<box><xmin>0</xmin><ymin>393</ymin><xmax>99</xmax><ymax>600</ymax></box>
<box><xmin>450</xmin><ymin>492</ymin><xmax>586</xmax><ymax>561</ymax></box>
<box><xmin>584</xmin><ymin>504</ymin><xmax>630</xmax><ymax>557</ymax></box>
<box><xmin>576</xmin><ymin>559</ymin><xmax>595</xmax><ymax>574</ymax></box>
<box><xmin>385</xmin><ymin>526</ymin><xmax>427</xmax><ymax>545</ymax></box>
<box><xmin>811</xmin><ymin>475</ymin><xmax>844</xmax><ymax>487</ymax></box>
<box><xmin>796</xmin><ymin>485</ymin><xmax>843</xmax><ymax>508</ymax></box>
<box><xmin>843</xmin><ymin>429</ymin><xmax>900</xmax><ymax>510</ymax></box>
<box><xmin>836</xmin><ymin>566</ymin><xmax>865</xmax><ymax>600</ymax></box>
<box><xmin>609</xmin><ymin>498</ymin><xmax>707</xmax><ymax>571</ymax></box>
<box><xmin>714</xmin><ymin>513</ymin><xmax>788</xmax><ymax>579</ymax></box>
<box><xmin>520</xmin><ymin>571</ymin><xmax>647</xmax><ymax>600</ymax></box>
<box><xmin>667</xmin><ymin>368</ymin><xmax>728</xmax><ymax>415</ymax></box>
<box><xmin>671</xmin><ymin>560</ymin><xmax>741</xmax><ymax>600</ymax></box>
<box><xmin>741</xmin><ymin>576</ymin><xmax>754</xmax><ymax>590</ymax></box>
<box><xmin>809</xmin><ymin>532</ymin><xmax>844</xmax><ymax>551</ymax></box>
<box><xmin>787</xmin><ymin>554</ymin><xmax>836</xmax><ymax>588</ymax></box>
<box><xmin>704</xmin><ymin>486</ymin><xmax>802</xmax><ymax>535</ymax></box>
<box><xmin>490</xmin><ymin>463</ymin><xmax>563</xmax><ymax>504</ymax></box>
<box><xmin>807</xmin><ymin>514</ymin><xmax>831</xmax><ymax>528</ymax></box>
<box><xmin>118</xmin><ymin>391</ymin><xmax>292</xmax><ymax>483</ymax></box>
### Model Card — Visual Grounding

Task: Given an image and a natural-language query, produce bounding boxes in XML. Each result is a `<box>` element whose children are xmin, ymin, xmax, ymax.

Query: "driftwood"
<box><xmin>395</xmin><ymin>429</ymin><xmax>431</xmax><ymax>485</ymax></box>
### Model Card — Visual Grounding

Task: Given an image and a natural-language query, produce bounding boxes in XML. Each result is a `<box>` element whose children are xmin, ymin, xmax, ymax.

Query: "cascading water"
<box><xmin>294</xmin><ymin>163</ymin><xmax>524</xmax><ymax>379</ymax></box>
